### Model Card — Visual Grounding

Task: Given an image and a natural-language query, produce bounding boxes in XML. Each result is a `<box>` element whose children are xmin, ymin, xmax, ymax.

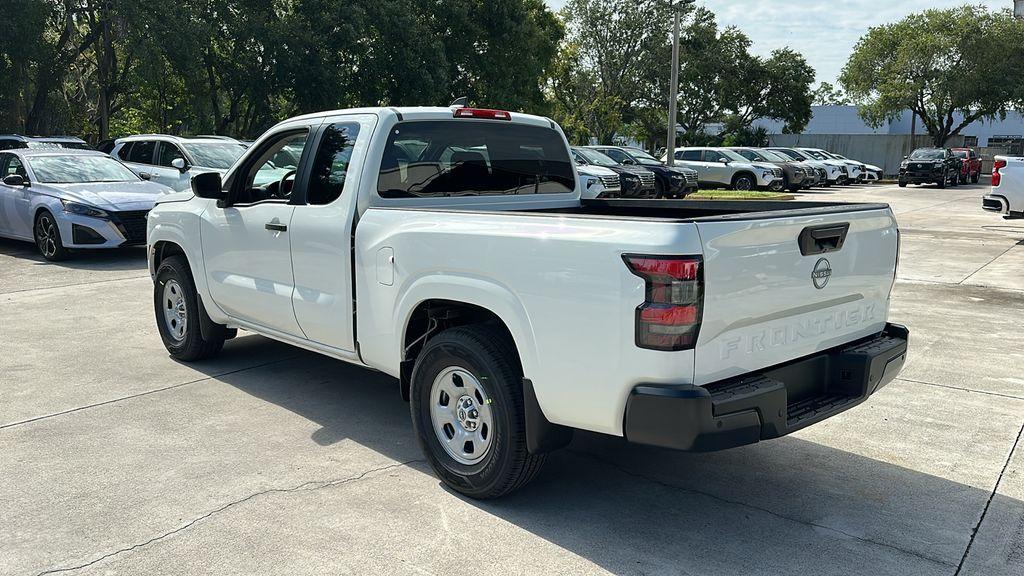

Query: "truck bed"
<box><xmin>565</xmin><ymin>198</ymin><xmax>893</xmax><ymax>222</ymax></box>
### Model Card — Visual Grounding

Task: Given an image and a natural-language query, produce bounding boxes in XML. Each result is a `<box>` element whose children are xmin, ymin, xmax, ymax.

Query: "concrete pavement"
<box><xmin>1</xmin><ymin>181</ymin><xmax>1021</xmax><ymax>575</ymax></box>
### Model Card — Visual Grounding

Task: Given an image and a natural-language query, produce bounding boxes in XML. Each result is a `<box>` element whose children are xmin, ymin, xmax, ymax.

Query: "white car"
<box><xmin>148</xmin><ymin>106</ymin><xmax>908</xmax><ymax>498</ymax></box>
<box><xmin>576</xmin><ymin>164</ymin><xmax>621</xmax><ymax>199</ymax></box>
<box><xmin>110</xmin><ymin>135</ymin><xmax>249</xmax><ymax>192</ymax></box>
<box><xmin>0</xmin><ymin>149</ymin><xmax>171</xmax><ymax>260</ymax></box>
<box><xmin>984</xmin><ymin>155</ymin><xmax>1024</xmax><ymax>219</ymax></box>
<box><xmin>666</xmin><ymin>147</ymin><xmax>783</xmax><ymax>190</ymax></box>
<box><xmin>832</xmin><ymin>153</ymin><xmax>882</xmax><ymax>182</ymax></box>
<box><xmin>799</xmin><ymin>148</ymin><xmax>863</xmax><ymax>184</ymax></box>
<box><xmin>767</xmin><ymin>147</ymin><xmax>840</xmax><ymax>186</ymax></box>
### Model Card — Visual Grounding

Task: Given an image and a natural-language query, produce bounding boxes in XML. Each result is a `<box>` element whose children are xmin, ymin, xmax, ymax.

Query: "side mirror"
<box><xmin>171</xmin><ymin>158</ymin><xmax>189</xmax><ymax>172</ymax></box>
<box><xmin>719</xmin><ymin>157</ymin><xmax>730</xmax><ymax>164</ymax></box>
<box><xmin>192</xmin><ymin>171</ymin><xmax>225</xmax><ymax>201</ymax></box>
<box><xmin>903</xmin><ymin>156</ymin><xmax>909</xmax><ymax>160</ymax></box>
<box><xmin>138</xmin><ymin>172</ymin><xmax>152</xmax><ymax>180</ymax></box>
<box><xmin>575</xmin><ymin>158</ymin><xmax>586</xmax><ymax>166</ymax></box>
<box><xmin>621</xmin><ymin>158</ymin><xmax>636</xmax><ymax>165</ymax></box>
<box><xmin>2</xmin><ymin>174</ymin><xmax>27</xmax><ymax>186</ymax></box>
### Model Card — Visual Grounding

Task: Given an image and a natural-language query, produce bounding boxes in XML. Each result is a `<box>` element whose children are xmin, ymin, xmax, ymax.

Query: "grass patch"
<box><xmin>687</xmin><ymin>190</ymin><xmax>794</xmax><ymax>201</ymax></box>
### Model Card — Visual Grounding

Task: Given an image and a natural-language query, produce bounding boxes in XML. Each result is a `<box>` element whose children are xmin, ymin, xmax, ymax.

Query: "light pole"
<box><xmin>665</xmin><ymin>0</ymin><xmax>691</xmax><ymax>165</ymax></box>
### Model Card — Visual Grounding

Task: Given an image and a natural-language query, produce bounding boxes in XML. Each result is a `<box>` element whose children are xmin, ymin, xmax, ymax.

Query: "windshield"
<box><xmin>626</xmin><ymin>148</ymin><xmax>663</xmax><ymax>166</ymax></box>
<box><xmin>758</xmin><ymin>150</ymin><xmax>790</xmax><ymax>162</ymax></box>
<box><xmin>718</xmin><ymin>149</ymin><xmax>750</xmax><ymax>163</ymax></box>
<box><xmin>575</xmin><ymin>147</ymin><xmax>619</xmax><ymax>167</ymax></box>
<box><xmin>182</xmin><ymin>142</ymin><xmax>246</xmax><ymax>169</ymax></box>
<box><xmin>29</xmin><ymin>155</ymin><xmax>139</xmax><ymax>183</ymax></box>
<box><xmin>773</xmin><ymin>149</ymin><xmax>805</xmax><ymax>161</ymax></box>
<box><xmin>802</xmin><ymin>149</ymin><xmax>830</xmax><ymax>161</ymax></box>
<box><xmin>953</xmin><ymin>150</ymin><xmax>969</xmax><ymax>158</ymax></box>
<box><xmin>27</xmin><ymin>141</ymin><xmax>91</xmax><ymax>150</ymax></box>
<box><xmin>910</xmin><ymin>149</ymin><xmax>945</xmax><ymax>160</ymax></box>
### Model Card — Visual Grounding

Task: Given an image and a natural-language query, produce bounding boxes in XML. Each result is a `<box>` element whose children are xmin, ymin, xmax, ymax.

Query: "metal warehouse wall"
<box><xmin>767</xmin><ymin>134</ymin><xmax>966</xmax><ymax>176</ymax></box>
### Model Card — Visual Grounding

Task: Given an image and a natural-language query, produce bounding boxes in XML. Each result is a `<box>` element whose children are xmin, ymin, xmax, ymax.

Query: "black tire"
<box><xmin>972</xmin><ymin>172</ymin><xmax>980</xmax><ymax>184</ymax></box>
<box><xmin>154</xmin><ymin>255</ymin><xmax>225</xmax><ymax>361</ymax></box>
<box><xmin>410</xmin><ymin>325</ymin><xmax>545</xmax><ymax>499</ymax></box>
<box><xmin>731</xmin><ymin>173</ymin><xmax>755</xmax><ymax>191</ymax></box>
<box><xmin>34</xmin><ymin>210</ymin><xmax>70</xmax><ymax>261</ymax></box>
<box><xmin>898</xmin><ymin>180</ymin><xmax>908</xmax><ymax>188</ymax></box>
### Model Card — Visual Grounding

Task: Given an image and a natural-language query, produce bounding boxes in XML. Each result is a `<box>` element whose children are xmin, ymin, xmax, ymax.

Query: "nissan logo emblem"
<box><xmin>812</xmin><ymin>258</ymin><xmax>832</xmax><ymax>289</ymax></box>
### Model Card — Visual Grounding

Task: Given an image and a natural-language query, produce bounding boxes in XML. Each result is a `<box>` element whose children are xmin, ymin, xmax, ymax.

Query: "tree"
<box><xmin>725</xmin><ymin>47</ymin><xmax>814</xmax><ymax>134</ymax></box>
<box><xmin>811</xmin><ymin>82</ymin><xmax>850</xmax><ymax>106</ymax></box>
<box><xmin>555</xmin><ymin>0</ymin><xmax>673</xmax><ymax>144</ymax></box>
<box><xmin>841</xmin><ymin>6</ymin><xmax>1024</xmax><ymax>146</ymax></box>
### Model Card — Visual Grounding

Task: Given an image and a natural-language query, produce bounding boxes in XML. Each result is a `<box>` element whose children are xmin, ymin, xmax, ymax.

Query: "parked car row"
<box><xmin>663</xmin><ymin>146</ymin><xmax>882</xmax><ymax>192</ymax></box>
<box><xmin>572</xmin><ymin>146</ymin><xmax>698</xmax><ymax>199</ymax></box>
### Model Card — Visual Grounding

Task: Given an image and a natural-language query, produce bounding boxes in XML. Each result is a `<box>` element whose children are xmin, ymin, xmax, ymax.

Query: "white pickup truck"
<box><xmin>984</xmin><ymin>156</ymin><xmax>1024</xmax><ymax>219</ymax></box>
<box><xmin>147</xmin><ymin>106</ymin><xmax>909</xmax><ymax>498</ymax></box>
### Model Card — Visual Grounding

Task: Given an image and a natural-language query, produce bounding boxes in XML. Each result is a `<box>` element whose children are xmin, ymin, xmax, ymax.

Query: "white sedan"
<box><xmin>0</xmin><ymin>149</ymin><xmax>172</xmax><ymax>261</ymax></box>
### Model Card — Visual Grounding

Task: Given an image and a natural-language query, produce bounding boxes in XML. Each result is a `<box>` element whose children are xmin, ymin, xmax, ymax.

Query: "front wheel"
<box><xmin>154</xmin><ymin>255</ymin><xmax>225</xmax><ymax>361</ymax></box>
<box><xmin>972</xmin><ymin>172</ymin><xmax>981</xmax><ymax>184</ymax></box>
<box><xmin>731</xmin><ymin>174</ymin><xmax>755</xmax><ymax>191</ymax></box>
<box><xmin>410</xmin><ymin>325</ymin><xmax>545</xmax><ymax>499</ymax></box>
<box><xmin>34</xmin><ymin>210</ymin><xmax>70</xmax><ymax>261</ymax></box>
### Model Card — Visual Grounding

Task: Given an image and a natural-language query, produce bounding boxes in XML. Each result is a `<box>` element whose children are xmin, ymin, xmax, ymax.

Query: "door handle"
<box><xmin>265</xmin><ymin>222</ymin><xmax>287</xmax><ymax>232</ymax></box>
<box><xmin>798</xmin><ymin>223</ymin><xmax>849</xmax><ymax>256</ymax></box>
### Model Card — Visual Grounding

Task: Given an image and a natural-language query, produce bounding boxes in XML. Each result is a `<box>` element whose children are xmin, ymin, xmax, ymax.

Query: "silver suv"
<box><xmin>666</xmin><ymin>147</ymin><xmax>783</xmax><ymax>191</ymax></box>
<box><xmin>110</xmin><ymin>135</ymin><xmax>249</xmax><ymax>192</ymax></box>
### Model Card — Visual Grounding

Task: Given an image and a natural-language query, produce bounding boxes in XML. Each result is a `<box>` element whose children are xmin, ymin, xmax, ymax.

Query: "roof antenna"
<box><xmin>450</xmin><ymin>96</ymin><xmax>469</xmax><ymax>108</ymax></box>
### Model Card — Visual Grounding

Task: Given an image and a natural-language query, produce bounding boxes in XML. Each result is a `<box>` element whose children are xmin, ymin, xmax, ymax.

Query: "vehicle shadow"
<box><xmin>212</xmin><ymin>349</ymin><xmax>1018</xmax><ymax>575</ymax></box>
<box><xmin>0</xmin><ymin>237</ymin><xmax>147</xmax><ymax>272</ymax></box>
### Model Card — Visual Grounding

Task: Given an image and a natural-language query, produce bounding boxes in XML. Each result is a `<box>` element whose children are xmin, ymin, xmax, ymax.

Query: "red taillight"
<box><xmin>453</xmin><ymin>108</ymin><xmax>512</xmax><ymax>120</ymax></box>
<box><xmin>624</xmin><ymin>255</ymin><xmax>703</xmax><ymax>351</ymax></box>
<box><xmin>993</xmin><ymin>159</ymin><xmax>1007</xmax><ymax>187</ymax></box>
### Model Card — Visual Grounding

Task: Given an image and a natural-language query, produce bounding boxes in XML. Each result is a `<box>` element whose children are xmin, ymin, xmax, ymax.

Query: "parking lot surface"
<box><xmin>2</xmin><ymin>181</ymin><xmax>1022</xmax><ymax>576</ymax></box>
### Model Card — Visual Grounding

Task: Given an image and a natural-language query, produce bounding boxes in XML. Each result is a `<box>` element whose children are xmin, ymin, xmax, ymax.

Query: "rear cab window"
<box><xmin>377</xmin><ymin>121</ymin><xmax>575</xmax><ymax>198</ymax></box>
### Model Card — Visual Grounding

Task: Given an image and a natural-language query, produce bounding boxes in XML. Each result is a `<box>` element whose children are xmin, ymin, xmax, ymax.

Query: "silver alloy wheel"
<box><xmin>734</xmin><ymin>176</ymin><xmax>753</xmax><ymax>191</ymax></box>
<box><xmin>429</xmin><ymin>366</ymin><xmax>494</xmax><ymax>465</ymax></box>
<box><xmin>35</xmin><ymin>214</ymin><xmax>58</xmax><ymax>258</ymax></box>
<box><xmin>162</xmin><ymin>280</ymin><xmax>188</xmax><ymax>342</ymax></box>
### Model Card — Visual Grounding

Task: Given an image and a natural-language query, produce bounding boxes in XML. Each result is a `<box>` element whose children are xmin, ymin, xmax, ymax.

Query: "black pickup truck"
<box><xmin>899</xmin><ymin>148</ymin><xmax>962</xmax><ymax>188</ymax></box>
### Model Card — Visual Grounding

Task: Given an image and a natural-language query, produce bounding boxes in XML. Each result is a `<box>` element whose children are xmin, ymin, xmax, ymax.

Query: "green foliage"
<box><xmin>841</xmin><ymin>5</ymin><xmax>1024</xmax><ymax>146</ymax></box>
<box><xmin>811</xmin><ymin>82</ymin><xmax>850</xmax><ymax>106</ymax></box>
<box><xmin>0</xmin><ymin>0</ymin><xmax>563</xmax><ymax>140</ymax></box>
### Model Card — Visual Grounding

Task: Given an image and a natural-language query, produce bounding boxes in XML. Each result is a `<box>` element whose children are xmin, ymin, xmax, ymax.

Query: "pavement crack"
<box><xmin>953</xmin><ymin>421</ymin><xmax>1024</xmax><ymax>576</ymax></box>
<box><xmin>959</xmin><ymin>241</ymin><xmax>1021</xmax><ymax>285</ymax></box>
<box><xmin>568</xmin><ymin>449</ymin><xmax>957</xmax><ymax>569</ymax></box>
<box><xmin>896</xmin><ymin>377</ymin><xmax>1024</xmax><ymax>401</ymax></box>
<box><xmin>0</xmin><ymin>355</ymin><xmax>304</xmax><ymax>431</ymax></box>
<box><xmin>0</xmin><ymin>274</ymin><xmax>149</xmax><ymax>297</ymax></box>
<box><xmin>33</xmin><ymin>459</ymin><xmax>425</xmax><ymax>575</ymax></box>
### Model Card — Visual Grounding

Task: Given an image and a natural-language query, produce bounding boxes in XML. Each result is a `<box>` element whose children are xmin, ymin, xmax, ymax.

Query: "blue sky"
<box><xmin>544</xmin><ymin>0</ymin><xmax>1009</xmax><ymax>85</ymax></box>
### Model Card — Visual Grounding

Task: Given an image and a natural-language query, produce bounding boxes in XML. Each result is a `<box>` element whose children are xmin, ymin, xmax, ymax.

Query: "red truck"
<box><xmin>952</xmin><ymin>147</ymin><xmax>983</xmax><ymax>184</ymax></box>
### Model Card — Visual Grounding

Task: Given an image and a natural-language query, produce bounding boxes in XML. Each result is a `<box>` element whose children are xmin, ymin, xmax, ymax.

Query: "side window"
<box><xmin>2</xmin><ymin>156</ymin><xmax>26</xmax><ymax>178</ymax></box>
<box><xmin>601</xmin><ymin>148</ymin><xmax>629</xmax><ymax>163</ymax></box>
<box><xmin>736</xmin><ymin>150</ymin><xmax>757</xmax><ymax>161</ymax></box>
<box><xmin>704</xmin><ymin>150</ymin><xmax>724</xmax><ymax>163</ymax></box>
<box><xmin>117</xmin><ymin>142</ymin><xmax>133</xmax><ymax>160</ymax></box>
<box><xmin>677</xmin><ymin>150</ymin><xmax>702</xmax><ymax>161</ymax></box>
<box><xmin>307</xmin><ymin>122</ymin><xmax>360</xmax><ymax>205</ymax></box>
<box><xmin>237</xmin><ymin>130</ymin><xmax>309</xmax><ymax>204</ymax></box>
<box><xmin>0</xmin><ymin>141</ymin><xmax>11</xmax><ymax>151</ymax></box>
<box><xmin>156</xmin><ymin>143</ymin><xmax>185</xmax><ymax>167</ymax></box>
<box><xmin>127</xmin><ymin>141</ymin><xmax>156</xmax><ymax>164</ymax></box>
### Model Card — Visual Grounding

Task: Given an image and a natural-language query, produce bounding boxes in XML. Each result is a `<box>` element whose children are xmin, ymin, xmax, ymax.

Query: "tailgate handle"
<box><xmin>799</xmin><ymin>223</ymin><xmax>849</xmax><ymax>256</ymax></box>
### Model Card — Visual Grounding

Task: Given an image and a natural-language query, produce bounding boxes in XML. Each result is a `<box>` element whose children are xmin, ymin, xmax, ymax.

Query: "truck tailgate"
<box><xmin>693</xmin><ymin>206</ymin><xmax>898</xmax><ymax>385</ymax></box>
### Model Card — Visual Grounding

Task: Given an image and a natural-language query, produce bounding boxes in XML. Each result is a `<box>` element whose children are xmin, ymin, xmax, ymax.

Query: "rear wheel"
<box><xmin>410</xmin><ymin>325</ymin><xmax>545</xmax><ymax>499</ymax></box>
<box><xmin>154</xmin><ymin>255</ymin><xmax>226</xmax><ymax>361</ymax></box>
<box><xmin>898</xmin><ymin>179</ymin><xmax>908</xmax><ymax>188</ymax></box>
<box><xmin>972</xmin><ymin>172</ymin><xmax>981</xmax><ymax>184</ymax></box>
<box><xmin>34</xmin><ymin>210</ymin><xmax>70</xmax><ymax>262</ymax></box>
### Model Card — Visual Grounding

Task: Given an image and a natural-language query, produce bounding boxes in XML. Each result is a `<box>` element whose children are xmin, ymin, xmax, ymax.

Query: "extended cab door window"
<box><xmin>307</xmin><ymin>122</ymin><xmax>360</xmax><ymax>205</ymax></box>
<box><xmin>378</xmin><ymin>121</ymin><xmax>575</xmax><ymax>198</ymax></box>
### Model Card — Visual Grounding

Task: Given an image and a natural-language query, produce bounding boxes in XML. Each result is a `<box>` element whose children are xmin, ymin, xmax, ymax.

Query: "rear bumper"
<box><xmin>624</xmin><ymin>323</ymin><xmax>909</xmax><ymax>452</ymax></box>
